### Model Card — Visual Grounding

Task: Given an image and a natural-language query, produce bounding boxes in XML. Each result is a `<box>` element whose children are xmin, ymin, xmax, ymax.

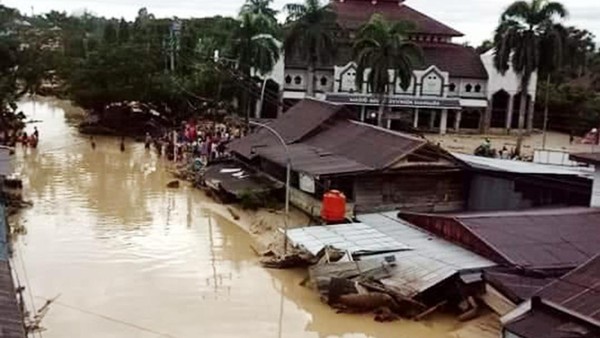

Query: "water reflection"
<box><xmin>12</xmin><ymin>98</ymin><xmax>456</xmax><ymax>338</ymax></box>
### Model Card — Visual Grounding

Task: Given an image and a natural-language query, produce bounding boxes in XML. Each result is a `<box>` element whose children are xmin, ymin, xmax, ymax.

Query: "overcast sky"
<box><xmin>2</xmin><ymin>0</ymin><xmax>600</xmax><ymax>45</ymax></box>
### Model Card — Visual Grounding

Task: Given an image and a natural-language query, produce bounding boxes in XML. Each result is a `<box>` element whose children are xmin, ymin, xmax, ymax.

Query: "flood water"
<box><xmin>12</xmin><ymin>98</ymin><xmax>459</xmax><ymax>338</ymax></box>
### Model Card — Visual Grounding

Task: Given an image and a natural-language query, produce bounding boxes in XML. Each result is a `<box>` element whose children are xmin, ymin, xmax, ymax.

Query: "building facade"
<box><xmin>281</xmin><ymin>0</ymin><xmax>537</xmax><ymax>134</ymax></box>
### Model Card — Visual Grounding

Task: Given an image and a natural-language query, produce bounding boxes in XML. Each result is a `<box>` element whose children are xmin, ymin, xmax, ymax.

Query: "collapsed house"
<box><xmin>227</xmin><ymin>99</ymin><xmax>466</xmax><ymax>215</ymax></box>
<box><xmin>285</xmin><ymin>211</ymin><xmax>496</xmax><ymax>319</ymax></box>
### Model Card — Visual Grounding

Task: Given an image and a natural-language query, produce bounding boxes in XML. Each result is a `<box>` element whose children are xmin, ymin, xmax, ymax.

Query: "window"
<box><xmin>475</xmin><ymin>84</ymin><xmax>482</xmax><ymax>93</ymax></box>
<box><xmin>294</xmin><ymin>76</ymin><xmax>302</xmax><ymax>85</ymax></box>
<box><xmin>320</xmin><ymin>76</ymin><xmax>328</xmax><ymax>86</ymax></box>
<box><xmin>465</xmin><ymin>84</ymin><xmax>473</xmax><ymax>93</ymax></box>
<box><xmin>449</xmin><ymin>83</ymin><xmax>456</xmax><ymax>92</ymax></box>
<box><xmin>285</xmin><ymin>75</ymin><xmax>292</xmax><ymax>84</ymax></box>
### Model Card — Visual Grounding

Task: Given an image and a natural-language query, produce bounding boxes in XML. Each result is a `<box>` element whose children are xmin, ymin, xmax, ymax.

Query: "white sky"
<box><xmin>2</xmin><ymin>0</ymin><xmax>600</xmax><ymax>45</ymax></box>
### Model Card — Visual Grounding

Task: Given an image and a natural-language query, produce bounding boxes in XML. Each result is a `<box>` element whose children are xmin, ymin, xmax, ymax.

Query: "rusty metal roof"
<box><xmin>0</xmin><ymin>262</ymin><xmax>25</xmax><ymax>338</ymax></box>
<box><xmin>537</xmin><ymin>254</ymin><xmax>600</xmax><ymax>325</ymax></box>
<box><xmin>570</xmin><ymin>152</ymin><xmax>600</xmax><ymax>166</ymax></box>
<box><xmin>332</xmin><ymin>0</ymin><xmax>463</xmax><ymax>37</ymax></box>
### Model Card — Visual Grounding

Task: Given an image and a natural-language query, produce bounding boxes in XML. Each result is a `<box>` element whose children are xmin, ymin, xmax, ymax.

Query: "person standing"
<box><xmin>33</xmin><ymin>126</ymin><xmax>39</xmax><ymax>140</ymax></box>
<box><xmin>120</xmin><ymin>136</ymin><xmax>125</xmax><ymax>152</ymax></box>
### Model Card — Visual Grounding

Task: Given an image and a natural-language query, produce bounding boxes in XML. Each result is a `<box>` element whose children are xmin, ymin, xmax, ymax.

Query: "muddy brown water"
<box><xmin>12</xmin><ymin>98</ymin><xmax>459</xmax><ymax>338</ymax></box>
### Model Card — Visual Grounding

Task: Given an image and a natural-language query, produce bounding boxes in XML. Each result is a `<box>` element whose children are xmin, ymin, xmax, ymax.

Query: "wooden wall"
<box><xmin>353</xmin><ymin>170</ymin><xmax>465</xmax><ymax>213</ymax></box>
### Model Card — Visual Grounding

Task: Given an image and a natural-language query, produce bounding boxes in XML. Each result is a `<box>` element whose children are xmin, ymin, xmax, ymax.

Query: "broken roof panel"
<box><xmin>287</xmin><ymin>212</ymin><xmax>494</xmax><ymax>298</ymax></box>
<box><xmin>537</xmin><ymin>254</ymin><xmax>600</xmax><ymax>325</ymax></box>
<box><xmin>570</xmin><ymin>152</ymin><xmax>600</xmax><ymax>166</ymax></box>
<box><xmin>484</xmin><ymin>270</ymin><xmax>556</xmax><ymax>303</ymax></box>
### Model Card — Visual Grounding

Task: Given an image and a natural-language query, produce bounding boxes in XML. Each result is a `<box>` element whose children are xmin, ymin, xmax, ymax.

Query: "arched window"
<box><xmin>465</xmin><ymin>84</ymin><xmax>473</xmax><ymax>93</ymax></box>
<box><xmin>449</xmin><ymin>83</ymin><xmax>456</xmax><ymax>92</ymax></box>
<box><xmin>320</xmin><ymin>76</ymin><xmax>328</xmax><ymax>86</ymax></box>
<box><xmin>285</xmin><ymin>75</ymin><xmax>292</xmax><ymax>84</ymax></box>
<box><xmin>294</xmin><ymin>76</ymin><xmax>302</xmax><ymax>85</ymax></box>
<box><xmin>475</xmin><ymin>84</ymin><xmax>482</xmax><ymax>93</ymax></box>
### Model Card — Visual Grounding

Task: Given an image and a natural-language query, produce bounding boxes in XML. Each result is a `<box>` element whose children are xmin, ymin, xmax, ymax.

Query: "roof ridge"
<box><xmin>348</xmin><ymin>120</ymin><xmax>426</xmax><ymax>143</ymax></box>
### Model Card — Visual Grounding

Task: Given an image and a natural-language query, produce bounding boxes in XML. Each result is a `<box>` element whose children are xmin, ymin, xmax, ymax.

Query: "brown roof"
<box><xmin>570</xmin><ymin>152</ymin><xmax>600</xmax><ymax>166</ymax></box>
<box><xmin>0</xmin><ymin>262</ymin><xmax>25</xmax><ymax>338</ymax></box>
<box><xmin>401</xmin><ymin>207</ymin><xmax>600</xmax><ymax>270</ymax></box>
<box><xmin>537</xmin><ymin>254</ymin><xmax>600</xmax><ymax>325</ymax></box>
<box><xmin>332</xmin><ymin>0</ymin><xmax>463</xmax><ymax>37</ymax></box>
<box><xmin>421</xmin><ymin>43</ymin><xmax>489</xmax><ymax>79</ymax></box>
<box><xmin>505</xmin><ymin>306</ymin><xmax>599</xmax><ymax>338</ymax></box>
<box><xmin>228</xmin><ymin>99</ymin><xmax>344</xmax><ymax>158</ymax></box>
<box><xmin>484</xmin><ymin>269</ymin><xmax>555</xmax><ymax>303</ymax></box>
<box><xmin>230</xmin><ymin>99</ymin><xmax>431</xmax><ymax>176</ymax></box>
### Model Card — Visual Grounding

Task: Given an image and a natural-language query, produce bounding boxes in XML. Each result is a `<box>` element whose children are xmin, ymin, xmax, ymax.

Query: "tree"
<box><xmin>476</xmin><ymin>39</ymin><xmax>494</xmax><ymax>54</ymax></box>
<box><xmin>231</xmin><ymin>12</ymin><xmax>280</xmax><ymax>121</ymax></box>
<box><xmin>284</xmin><ymin>0</ymin><xmax>335</xmax><ymax>97</ymax></box>
<box><xmin>353</xmin><ymin>14</ymin><xmax>422</xmax><ymax>127</ymax></box>
<box><xmin>240</xmin><ymin>0</ymin><xmax>278</xmax><ymax>22</ymax></box>
<box><xmin>493</xmin><ymin>0</ymin><xmax>568</xmax><ymax>155</ymax></box>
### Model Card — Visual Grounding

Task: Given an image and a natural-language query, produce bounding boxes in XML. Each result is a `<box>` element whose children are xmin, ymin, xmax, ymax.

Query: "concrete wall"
<box><xmin>481</xmin><ymin>50</ymin><xmax>538</xmax><ymax>101</ymax></box>
<box><xmin>289</xmin><ymin>186</ymin><xmax>355</xmax><ymax>219</ymax></box>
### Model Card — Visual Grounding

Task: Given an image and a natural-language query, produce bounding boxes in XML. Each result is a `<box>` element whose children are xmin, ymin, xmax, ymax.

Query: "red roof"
<box><xmin>332</xmin><ymin>0</ymin><xmax>463</xmax><ymax>37</ymax></box>
<box><xmin>421</xmin><ymin>43</ymin><xmax>488</xmax><ymax>79</ymax></box>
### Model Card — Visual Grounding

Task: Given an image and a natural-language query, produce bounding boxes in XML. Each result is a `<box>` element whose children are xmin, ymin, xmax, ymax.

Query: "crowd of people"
<box><xmin>0</xmin><ymin>126</ymin><xmax>39</xmax><ymax>148</ymax></box>
<box><xmin>148</xmin><ymin>118</ymin><xmax>247</xmax><ymax>167</ymax></box>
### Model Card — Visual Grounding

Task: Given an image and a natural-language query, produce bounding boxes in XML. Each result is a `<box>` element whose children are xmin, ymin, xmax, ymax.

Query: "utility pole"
<box><xmin>168</xmin><ymin>19</ymin><xmax>181</xmax><ymax>72</ymax></box>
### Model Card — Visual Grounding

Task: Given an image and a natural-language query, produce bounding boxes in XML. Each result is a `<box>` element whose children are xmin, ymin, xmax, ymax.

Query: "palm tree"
<box><xmin>283</xmin><ymin>0</ymin><xmax>336</xmax><ymax>97</ymax></box>
<box><xmin>231</xmin><ymin>12</ymin><xmax>280</xmax><ymax>122</ymax></box>
<box><xmin>494</xmin><ymin>0</ymin><xmax>568</xmax><ymax>155</ymax></box>
<box><xmin>353</xmin><ymin>14</ymin><xmax>422</xmax><ymax>127</ymax></box>
<box><xmin>240</xmin><ymin>0</ymin><xmax>278</xmax><ymax>22</ymax></box>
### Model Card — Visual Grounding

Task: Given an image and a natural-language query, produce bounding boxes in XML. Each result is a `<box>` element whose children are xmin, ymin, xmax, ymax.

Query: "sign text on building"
<box><xmin>325</xmin><ymin>93</ymin><xmax>461</xmax><ymax>109</ymax></box>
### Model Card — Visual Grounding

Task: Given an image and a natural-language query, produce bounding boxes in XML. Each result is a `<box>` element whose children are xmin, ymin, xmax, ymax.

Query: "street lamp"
<box><xmin>248</xmin><ymin>121</ymin><xmax>291</xmax><ymax>255</ymax></box>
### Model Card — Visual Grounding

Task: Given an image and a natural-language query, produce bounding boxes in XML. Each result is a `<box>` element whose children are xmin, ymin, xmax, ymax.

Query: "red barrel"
<box><xmin>321</xmin><ymin>190</ymin><xmax>346</xmax><ymax>222</ymax></box>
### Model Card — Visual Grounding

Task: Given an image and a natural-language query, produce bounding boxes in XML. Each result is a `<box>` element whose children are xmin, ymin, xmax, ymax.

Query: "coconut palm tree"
<box><xmin>231</xmin><ymin>12</ymin><xmax>280</xmax><ymax>121</ymax></box>
<box><xmin>240</xmin><ymin>0</ymin><xmax>278</xmax><ymax>22</ymax></box>
<box><xmin>283</xmin><ymin>0</ymin><xmax>336</xmax><ymax>97</ymax></box>
<box><xmin>494</xmin><ymin>0</ymin><xmax>568</xmax><ymax>155</ymax></box>
<box><xmin>353</xmin><ymin>14</ymin><xmax>422</xmax><ymax>127</ymax></box>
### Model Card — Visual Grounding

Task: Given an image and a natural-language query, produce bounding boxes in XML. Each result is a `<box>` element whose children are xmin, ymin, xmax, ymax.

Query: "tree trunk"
<box><xmin>306</xmin><ymin>62</ymin><xmax>315</xmax><ymax>97</ymax></box>
<box><xmin>515</xmin><ymin>87</ymin><xmax>528</xmax><ymax>156</ymax></box>
<box><xmin>377</xmin><ymin>96</ymin><xmax>386</xmax><ymax>127</ymax></box>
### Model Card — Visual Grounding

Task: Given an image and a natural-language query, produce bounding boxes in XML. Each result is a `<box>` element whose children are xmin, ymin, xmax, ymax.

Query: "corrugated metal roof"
<box><xmin>286</xmin><ymin>222</ymin><xmax>410</xmax><ymax>256</ymax></box>
<box><xmin>456</xmin><ymin>208</ymin><xmax>600</xmax><ymax>270</ymax></box>
<box><xmin>0</xmin><ymin>261</ymin><xmax>25</xmax><ymax>338</ymax></box>
<box><xmin>230</xmin><ymin>99</ymin><xmax>431</xmax><ymax>176</ymax></box>
<box><xmin>537</xmin><ymin>254</ymin><xmax>600</xmax><ymax>325</ymax></box>
<box><xmin>570</xmin><ymin>152</ymin><xmax>600</xmax><ymax>166</ymax></box>
<box><xmin>453</xmin><ymin>153</ymin><xmax>593</xmax><ymax>178</ymax></box>
<box><xmin>305</xmin><ymin>120</ymin><xmax>426</xmax><ymax>170</ymax></box>
<box><xmin>256</xmin><ymin>144</ymin><xmax>371</xmax><ymax>176</ymax></box>
<box><xmin>228</xmin><ymin>99</ymin><xmax>343</xmax><ymax>159</ymax></box>
<box><xmin>359</xmin><ymin>212</ymin><xmax>495</xmax><ymax>297</ymax></box>
<box><xmin>286</xmin><ymin>212</ymin><xmax>494</xmax><ymax>298</ymax></box>
<box><xmin>505</xmin><ymin>307</ymin><xmax>597</xmax><ymax>338</ymax></box>
<box><xmin>484</xmin><ymin>270</ymin><xmax>555</xmax><ymax>303</ymax></box>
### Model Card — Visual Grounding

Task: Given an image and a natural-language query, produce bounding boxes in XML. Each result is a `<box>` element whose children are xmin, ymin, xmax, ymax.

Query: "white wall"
<box><xmin>481</xmin><ymin>50</ymin><xmax>538</xmax><ymax>101</ymax></box>
<box><xmin>592</xmin><ymin>166</ymin><xmax>600</xmax><ymax>207</ymax></box>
